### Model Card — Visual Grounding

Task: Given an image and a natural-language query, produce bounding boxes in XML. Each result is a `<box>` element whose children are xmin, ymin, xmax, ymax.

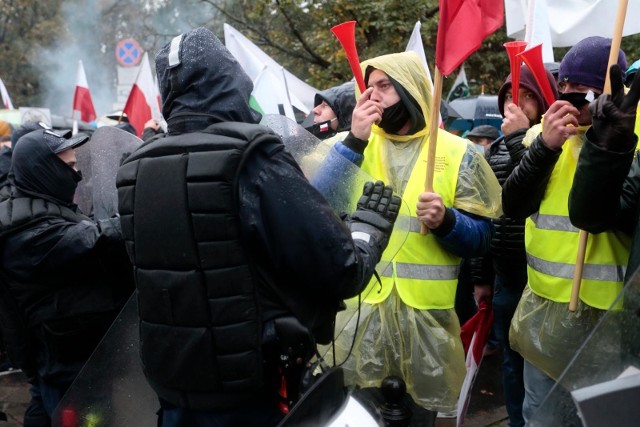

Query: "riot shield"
<box><xmin>528</xmin><ymin>267</ymin><xmax>640</xmax><ymax>426</ymax></box>
<box><xmin>51</xmin><ymin>294</ymin><xmax>156</xmax><ymax>427</ymax></box>
<box><xmin>54</xmin><ymin>127</ymin><xmax>150</xmax><ymax>426</ymax></box>
<box><xmin>74</xmin><ymin>126</ymin><xmax>142</xmax><ymax>219</ymax></box>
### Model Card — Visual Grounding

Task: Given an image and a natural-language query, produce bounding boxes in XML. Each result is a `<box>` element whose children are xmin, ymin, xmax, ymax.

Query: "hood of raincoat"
<box><xmin>314</xmin><ymin>81</ymin><xmax>356</xmax><ymax>132</ymax></box>
<box><xmin>498</xmin><ymin>64</ymin><xmax>559</xmax><ymax>119</ymax></box>
<box><xmin>155</xmin><ymin>27</ymin><xmax>261</xmax><ymax>130</ymax></box>
<box><xmin>11</xmin><ymin>129</ymin><xmax>84</xmax><ymax>206</ymax></box>
<box><xmin>359</xmin><ymin>52</ymin><xmax>432</xmax><ymax>142</ymax></box>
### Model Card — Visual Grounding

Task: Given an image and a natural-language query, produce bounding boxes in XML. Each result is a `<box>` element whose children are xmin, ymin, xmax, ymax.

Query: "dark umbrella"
<box><xmin>449</xmin><ymin>95</ymin><xmax>501</xmax><ymax>123</ymax></box>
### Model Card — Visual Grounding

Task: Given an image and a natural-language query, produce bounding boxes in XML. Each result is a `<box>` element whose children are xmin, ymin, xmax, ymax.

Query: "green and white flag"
<box><xmin>447</xmin><ymin>65</ymin><xmax>469</xmax><ymax>103</ymax></box>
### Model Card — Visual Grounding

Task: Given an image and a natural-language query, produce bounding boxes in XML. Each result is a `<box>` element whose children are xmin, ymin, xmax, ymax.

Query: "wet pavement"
<box><xmin>0</xmin><ymin>349</ymin><xmax>509</xmax><ymax>427</ymax></box>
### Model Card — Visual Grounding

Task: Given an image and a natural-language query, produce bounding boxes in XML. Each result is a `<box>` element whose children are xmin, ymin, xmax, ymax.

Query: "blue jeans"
<box><xmin>522</xmin><ymin>360</ymin><xmax>556</xmax><ymax>423</ymax></box>
<box><xmin>24</xmin><ymin>385</ymin><xmax>50</xmax><ymax>427</ymax></box>
<box><xmin>493</xmin><ymin>275</ymin><xmax>525</xmax><ymax>427</ymax></box>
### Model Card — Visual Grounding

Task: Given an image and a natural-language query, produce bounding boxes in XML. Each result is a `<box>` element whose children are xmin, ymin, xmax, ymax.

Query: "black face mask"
<box><xmin>378</xmin><ymin>101</ymin><xmax>411</xmax><ymax>134</ymax></box>
<box><xmin>53</xmin><ymin>164</ymin><xmax>83</xmax><ymax>205</ymax></box>
<box><xmin>304</xmin><ymin>119</ymin><xmax>337</xmax><ymax>139</ymax></box>
<box><xmin>559</xmin><ymin>91</ymin><xmax>599</xmax><ymax>108</ymax></box>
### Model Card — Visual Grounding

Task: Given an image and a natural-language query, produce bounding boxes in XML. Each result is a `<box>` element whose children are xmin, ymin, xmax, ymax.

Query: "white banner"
<box><xmin>224</xmin><ymin>23</ymin><xmax>318</xmax><ymax>119</ymax></box>
<box><xmin>505</xmin><ymin>0</ymin><xmax>640</xmax><ymax>47</ymax></box>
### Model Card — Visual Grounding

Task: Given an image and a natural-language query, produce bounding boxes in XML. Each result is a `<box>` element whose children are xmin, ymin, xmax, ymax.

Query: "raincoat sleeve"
<box><xmin>311</xmin><ymin>142</ymin><xmax>363</xmax><ymax>201</ymax></box>
<box><xmin>430</xmin><ymin>144</ymin><xmax>498</xmax><ymax>258</ymax></box>
<box><xmin>452</xmin><ymin>142</ymin><xmax>502</xmax><ymax>220</ymax></box>
<box><xmin>502</xmin><ymin>135</ymin><xmax>561</xmax><ymax>220</ymax></box>
<box><xmin>569</xmin><ymin>135</ymin><xmax>637</xmax><ymax>235</ymax></box>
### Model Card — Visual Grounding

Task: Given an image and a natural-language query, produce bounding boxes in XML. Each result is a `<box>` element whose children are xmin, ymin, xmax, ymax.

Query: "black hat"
<box><xmin>466</xmin><ymin>125</ymin><xmax>499</xmax><ymax>140</ymax></box>
<box><xmin>11</xmin><ymin>121</ymin><xmax>50</xmax><ymax>148</ymax></box>
<box><xmin>40</xmin><ymin>129</ymin><xmax>90</xmax><ymax>153</ymax></box>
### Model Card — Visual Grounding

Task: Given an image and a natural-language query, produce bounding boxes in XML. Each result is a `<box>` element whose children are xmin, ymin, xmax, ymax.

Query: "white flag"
<box><xmin>0</xmin><ymin>77</ymin><xmax>14</xmax><ymax>110</ymax></box>
<box><xmin>524</xmin><ymin>0</ymin><xmax>554</xmax><ymax>63</ymax></box>
<box><xmin>406</xmin><ymin>21</ymin><xmax>435</xmax><ymax>92</ymax></box>
<box><xmin>223</xmin><ymin>23</ymin><xmax>318</xmax><ymax>120</ymax></box>
<box><xmin>505</xmin><ymin>0</ymin><xmax>640</xmax><ymax>47</ymax></box>
<box><xmin>405</xmin><ymin>21</ymin><xmax>443</xmax><ymax>126</ymax></box>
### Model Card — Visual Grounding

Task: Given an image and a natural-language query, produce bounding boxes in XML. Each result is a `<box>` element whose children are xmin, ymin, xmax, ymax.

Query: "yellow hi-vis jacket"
<box><xmin>525</xmin><ymin>129</ymin><xmax>631</xmax><ymax>310</ymax></box>
<box><xmin>359</xmin><ymin>128</ymin><xmax>467</xmax><ymax>309</ymax></box>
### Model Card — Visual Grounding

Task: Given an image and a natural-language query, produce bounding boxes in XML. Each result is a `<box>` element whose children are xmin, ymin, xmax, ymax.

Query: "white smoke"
<box><xmin>35</xmin><ymin>0</ymin><xmax>218</xmax><ymax>121</ymax></box>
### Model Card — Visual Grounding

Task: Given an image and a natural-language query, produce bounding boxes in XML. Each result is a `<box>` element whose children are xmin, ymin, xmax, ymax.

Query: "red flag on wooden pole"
<box><xmin>436</xmin><ymin>0</ymin><xmax>504</xmax><ymax>76</ymax></box>
<box><xmin>422</xmin><ymin>0</ymin><xmax>504</xmax><ymax>234</ymax></box>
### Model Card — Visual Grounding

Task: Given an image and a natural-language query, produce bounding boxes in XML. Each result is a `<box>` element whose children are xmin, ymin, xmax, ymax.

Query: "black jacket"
<box><xmin>117</xmin><ymin>120</ymin><xmax>375</xmax><ymax>410</ymax></box>
<box><xmin>502</xmin><ymin>134</ymin><xmax>562</xmax><ymax>220</ymax></box>
<box><xmin>489</xmin><ymin>131</ymin><xmax>528</xmax><ymax>284</ymax></box>
<box><xmin>117</xmin><ymin>28</ymin><xmax>379</xmax><ymax>412</ymax></box>
<box><xmin>0</xmin><ymin>186</ymin><xmax>133</xmax><ymax>376</ymax></box>
<box><xmin>468</xmin><ymin>130</ymin><xmax>529</xmax><ymax>289</ymax></box>
<box><xmin>569</xmin><ymin>136</ymin><xmax>638</xmax><ymax>280</ymax></box>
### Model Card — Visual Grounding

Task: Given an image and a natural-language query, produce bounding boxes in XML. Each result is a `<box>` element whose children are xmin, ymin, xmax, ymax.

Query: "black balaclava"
<box><xmin>365</xmin><ymin>66</ymin><xmax>425</xmax><ymax>135</ymax></box>
<box><xmin>11</xmin><ymin>130</ymin><xmax>83</xmax><ymax>206</ymax></box>
<box><xmin>155</xmin><ymin>27</ymin><xmax>261</xmax><ymax>134</ymax></box>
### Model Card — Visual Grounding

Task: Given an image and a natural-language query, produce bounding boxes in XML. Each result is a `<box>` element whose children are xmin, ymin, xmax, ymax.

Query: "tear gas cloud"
<box><xmin>35</xmin><ymin>0</ymin><xmax>216</xmax><ymax>120</ymax></box>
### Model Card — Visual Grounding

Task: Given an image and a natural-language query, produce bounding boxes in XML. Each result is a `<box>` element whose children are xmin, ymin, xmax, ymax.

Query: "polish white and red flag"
<box><xmin>122</xmin><ymin>52</ymin><xmax>162</xmax><ymax>138</ymax></box>
<box><xmin>0</xmin><ymin>77</ymin><xmax>14</xmax><ymax>110</ymax></box>
<box><xmin>457</xmin><ymin>299</ymin><xmax>494</xmax><ymax>426</ymax></box>
<box><xmin>72</xmin><ymin>60</ymin><xmax>97</xmax><ymax>122</ymax></box>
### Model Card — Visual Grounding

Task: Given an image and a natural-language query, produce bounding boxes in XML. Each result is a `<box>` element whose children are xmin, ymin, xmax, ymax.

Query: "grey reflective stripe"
<box><xmin>168</xmin><ymin>34</ymin><xmax>183</xmax><ymax>67</ymax></box>
<box><xmin>387</xmin><ymin>262</ymin><xmax>460</xmax><ymax>280</ymax></box>
<box><xmin>527</xmin><ymin>253</ymin><xmax>626</xmax><ymax>282</ymax></box>
<box><xmin>396</xmin><ymin>216</ymin><xmax>423</xmax><ymax>233</ymax></box>
<box><xmin>530</xmin><ymin>212</ymin><xmax>579</xmax><ymax>233</ymax></box>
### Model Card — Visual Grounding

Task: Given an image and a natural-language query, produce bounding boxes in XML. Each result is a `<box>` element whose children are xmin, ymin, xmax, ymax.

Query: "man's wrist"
<box><xmin>343</xmin><ymin>132</ymin><xmax>369</xmax><ymax>154</ymax></box>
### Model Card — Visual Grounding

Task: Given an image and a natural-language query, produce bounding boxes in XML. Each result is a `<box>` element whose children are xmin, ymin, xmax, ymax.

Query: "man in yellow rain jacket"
<box><xmin>502</xmin><ymin>37</ymin><xmax>630</xmax><ymax>423</ymax></box>
<box><xmin>324</xmin><ymin>51</ymin><xmax>502</xmax><ymax>420</ymax></box>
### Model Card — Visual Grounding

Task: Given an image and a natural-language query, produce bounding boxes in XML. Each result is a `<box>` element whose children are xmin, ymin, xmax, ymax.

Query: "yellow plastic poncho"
<box><xmin>332</xmin><ymin>51</ymin><xmax>501</xmax><ymax>413</ymax></box>
<box><xmin>511</xmin><ymin>122</ymin><xmax>633</xmax><ymax>381</ymax></box>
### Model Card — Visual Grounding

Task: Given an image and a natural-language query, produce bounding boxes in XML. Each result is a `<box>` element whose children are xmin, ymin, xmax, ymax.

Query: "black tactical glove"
<box><xmin>349</xmin><ymin>180</ymin><xmax>401</xmax><ymax>255</ymax></box>
<box><xmin>588</xmin><ymin>64</ymin><xmax>640</xmax><ymax>151</ymax></box>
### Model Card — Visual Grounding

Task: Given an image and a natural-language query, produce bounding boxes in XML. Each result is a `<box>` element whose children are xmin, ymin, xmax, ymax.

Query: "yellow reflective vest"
<box><xmin>526</xmin><ymin>129</ymin><xmax>631</xmax><ymax>310</ymax></box>
<box><xmin>359</xmin><ymin>129</ymin><xmax>467</xmax><ymax>309</ymax></box>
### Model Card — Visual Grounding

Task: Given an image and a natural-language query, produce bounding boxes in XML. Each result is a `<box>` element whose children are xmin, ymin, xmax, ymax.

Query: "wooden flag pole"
<box><xmin>420</xmin><ymin>67</ymin><xmax>444</xmax><ymax>235</ymax></box>
<box><xmin>569</xmin><ymin>0</ymin><xmax>628</xmax><ymax>312</ymax></box>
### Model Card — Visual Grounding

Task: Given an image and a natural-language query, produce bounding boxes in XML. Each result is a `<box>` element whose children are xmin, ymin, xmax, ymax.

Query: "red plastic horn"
<box><xmin>517</xmin><ymin>44</ymin><xmax>557</xmax><ymax>107</ymax></box>
<box><xmin>504</xmin><ymin>41</ymin><xmax>528</xmax><ymax>106</ymax></box>
<box><xmin>331</xmin><ymin>21</ymin><xmax>366</xmax><ymax>93</ymax></box>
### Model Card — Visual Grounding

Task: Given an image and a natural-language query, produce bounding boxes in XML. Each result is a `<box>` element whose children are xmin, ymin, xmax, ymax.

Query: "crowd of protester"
<box><xmin>0</xmin><ymin>24</ymin><xmax>639</xmax><ymax>427</ymax></box>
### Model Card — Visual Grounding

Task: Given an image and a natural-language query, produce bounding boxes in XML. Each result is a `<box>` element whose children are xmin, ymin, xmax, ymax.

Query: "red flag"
<box><xmin>122</xmin><ymin>52</ymin><xmax>162</xmax><ymax>138</ymax></box>
<box><xmin>436</xmin><ymin>0</ymin><xmax>504</xmax><ymax>76</ymax></box>
<box><xmin>456</xmin><ymin>300</ymin><xmax>494</xmax><ymax>426</ymax></box>
<box><xmin>72</xmin><ymin>60</ymin><xmax>97</xmax><ymax>122</ymax></box>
